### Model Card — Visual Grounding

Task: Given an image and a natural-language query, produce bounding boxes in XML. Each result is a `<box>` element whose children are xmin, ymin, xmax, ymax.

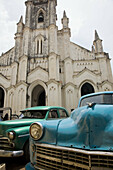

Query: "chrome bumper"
<box><xmin>0</xmin><ymin>149</ymin><xmax>24</xmax><ymax>157</ymax></box>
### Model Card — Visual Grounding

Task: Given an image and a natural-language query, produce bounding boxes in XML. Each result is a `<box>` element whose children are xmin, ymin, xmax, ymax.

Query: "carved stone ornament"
<box><xmin>33</xmin><ymin>0</ymin><xmax>48</xmax><ymax>5</ymax></box>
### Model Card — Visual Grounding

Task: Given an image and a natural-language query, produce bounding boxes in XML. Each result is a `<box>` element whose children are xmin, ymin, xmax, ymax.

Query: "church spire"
<box><xmin>95</xmin><ymin>30</ymin><xmax>100</xmax><ymax>41</ymax></box>
<box><xmin>62</xmin><ymin>10</ymin><xmax>69</xmax><ymax>28</ymax></box>
<box><xmin>16</xmin><ymin>15</ymin><xmax>24</xmax><ymax>33</ymax></box>
<box><xmin>63</xmin><ymin>10</ymin><xmax>67</xmax><ymax>17</ymax></box>
<box><xmin>18</xmin><ymin>16</ymin><xmax>23</xmax><ymax>24</ymax></box>
<box><xmin>93</xmin><ymin>30</ymin><xmax>103</xmax><ymax>53</ymax></box>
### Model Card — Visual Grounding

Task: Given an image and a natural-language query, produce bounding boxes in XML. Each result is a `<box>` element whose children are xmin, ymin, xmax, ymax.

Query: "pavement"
<box><xmin>0</xmin><ymin>157</ymin><xmax>26</xmax><ymax>170</ymax></box>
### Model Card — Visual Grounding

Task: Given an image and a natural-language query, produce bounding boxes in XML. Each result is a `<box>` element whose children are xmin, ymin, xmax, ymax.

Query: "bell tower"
<box><xmin>25</xmin><ymin>0</ymin><xmax>57</xmax><ymax>29</ymax></box>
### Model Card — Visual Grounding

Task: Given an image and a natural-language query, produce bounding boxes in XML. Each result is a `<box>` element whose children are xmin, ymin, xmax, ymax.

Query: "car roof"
<box><xmin>78</xmin><ymin>91</ymin><xmax>113</xmax><ymax>107</ymax></box>
<box><xmin>21</xmin><ymin>106</ymin><xmax>67</xmax><ymax>112</ymax></box>
<box><xmin>80</xmin><ymin>91</ymin><xmax>113</xmax><ymax>100</ymax></box>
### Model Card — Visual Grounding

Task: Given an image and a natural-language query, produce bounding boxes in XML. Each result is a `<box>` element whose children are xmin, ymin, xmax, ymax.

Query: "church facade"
<box><xmin>0</xmin><ymin>0</ymin><xmax>113</xmax><ymax>114</ymax></box>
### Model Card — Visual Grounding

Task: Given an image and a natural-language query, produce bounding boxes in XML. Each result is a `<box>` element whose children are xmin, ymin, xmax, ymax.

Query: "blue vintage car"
<box><xmin>26</xmin><ymin>91</ymin><xmax>113</xmax><ymax>170</ymax></box>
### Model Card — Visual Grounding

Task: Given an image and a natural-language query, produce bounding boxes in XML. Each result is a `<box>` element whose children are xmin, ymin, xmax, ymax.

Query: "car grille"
<box><xmin>0</xmin><ymin>136</ymin><xmax>14</xmax><ymax>149</ymax></box>
<box><xmin>34</xmin><ymin>144</ymin><xmax>113</xmax><ymax>170</ymax></box>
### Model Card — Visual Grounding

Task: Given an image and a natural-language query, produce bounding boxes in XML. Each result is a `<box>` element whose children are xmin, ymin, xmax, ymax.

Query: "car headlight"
<box><xmin>8</xmin><ymin>131</ymin><xmax>15</xmax><ymax>140</ymax></box>
<box><xmin>30</xmin><ymin>122</ymin><xmax>43</xmax><ymax>140</ymax></box>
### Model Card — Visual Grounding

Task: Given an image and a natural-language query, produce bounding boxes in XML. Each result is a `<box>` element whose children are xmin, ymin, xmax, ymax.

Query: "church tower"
<box><xmin>92</xmin><ymin>30</ymin><xmax>112</xmax><ymax>83</ymax></box>
<box><xmin>23</xmin><ymin>0</ymin><xmax>60</xmax><ymax>107</ymax></box>
<box><xmin>25</xmin><ymin>0</ymin><xmax>57</xmax><ymax>29</ymax></box>
<box><xmin>23</xmin><ymin>0</ymin><xmax>58</xmax><ymax>58</ymax></box>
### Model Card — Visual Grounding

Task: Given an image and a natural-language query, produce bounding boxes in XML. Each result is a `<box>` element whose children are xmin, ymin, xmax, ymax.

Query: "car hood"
<box><xmin>57</xmin><ymin>104</ymin><xmax>113</xmax><ymax>151</ymax></box>
<box><xmin>37</xmin><ymin>119</ymin><xmax>63</xmax><ymax>145</ymax></box>
<box><xmin>0</xmin><ymin>118</ymin><xmax>45</xmax><ymax>135</ymax></box>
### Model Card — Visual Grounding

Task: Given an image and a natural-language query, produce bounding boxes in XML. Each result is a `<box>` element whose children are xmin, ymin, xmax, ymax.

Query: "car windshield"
<box><xmin>80</xmin><ymin>94</ymin><xmax>113</xmax><ymax>107</ymax></box>
<box><xmin>20</xmin><ymin>110</ymin><xmax>47</xmax><ymax>119</ymax></box>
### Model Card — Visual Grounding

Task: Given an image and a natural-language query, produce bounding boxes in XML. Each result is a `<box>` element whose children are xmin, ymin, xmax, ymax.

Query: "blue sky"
<box><xmin>0</xmin><ymin>0</ymin><xmax>113</xmax><ymax>71</ymax></box>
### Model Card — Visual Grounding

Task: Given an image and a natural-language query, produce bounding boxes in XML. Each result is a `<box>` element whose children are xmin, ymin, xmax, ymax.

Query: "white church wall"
<box><xmin>62</xmin><ymin>85</ymin><xmax>76</xmax><ymax>113</ymax></box>
<box><xmin>73</xmin><ymin>60</ymin><xmax>100</xmax><ymax>74</ymax></box>
<box><xmin>18</xmin><ymin>55</ymin><xmax>27</xmax><ymax>82</ymax></box>
<box><xmin>47</xmin><ymin>82</ymin><xmax>60</xmax><ymax>106</ymax></box>
<box><xmin>0</xmin><ymin>66</ymin><xmax>11</xmax><ymax>79</ymax></box>
<box><xmin>0</xmin><ymin>48</ymin><xmax>14</xmax><ymax>66</ymax></box>
<box><xmin>11</xmin><ymin>62</ymin><xmax>18</xmax><ymax>86</ymax></box>
<box><xmin>70</xmin><ymin>42</ymin><xmax>94</xmax><ymax>61</ymax></box>
<box><xmin>74</xmin><ymin>69</ymin><xmax>101</xmax><ymax>87</ymax></box>
<box><xmin>15</xmin><ymin>84</ymin><xmax>27</xmax><ymax>114</ymax></box>
<box><xmin>7</xmin><ymin>88</ymin><xmax>15</xmax><ymax>114</ymax></box>
<box><xmin>28</xmin><ymin>67</ymin><xmax>48</xmax><ymax>84</ymax></box>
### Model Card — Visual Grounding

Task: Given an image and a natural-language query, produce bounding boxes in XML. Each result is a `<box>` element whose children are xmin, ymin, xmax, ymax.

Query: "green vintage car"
<box><xmin>0</xmin><ymin>106</ymin><xmax>69</xmax><ymax>161</ymax></box>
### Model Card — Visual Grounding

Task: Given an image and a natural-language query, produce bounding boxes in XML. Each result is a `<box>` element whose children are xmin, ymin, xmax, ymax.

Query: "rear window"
<box><xmin>80</xmin><ymin>94</ymin><xmax>113</xmax><ymax>107</ymax></box>
<box><xmin>59</xmin><ymin>109</ymin><xmax>68</xmax><ymax>118</ymax></box>
<box><xmin>21</xmin><ymin>110</ymin><xmax>47</xmax><ymax>119</ymax></box>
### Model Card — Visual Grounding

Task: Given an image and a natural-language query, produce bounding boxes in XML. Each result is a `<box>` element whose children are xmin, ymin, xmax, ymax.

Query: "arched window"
<box><xmin>38</xmin><ymin>12</ymin><xmax>44</xmax><ymax>23</ymax></box>
<box><xmin>37</xmin><ymin>40</ymin><xmax>39</xmax><ymax>54</ymax></box>
<box><xmin>36</xmin><ymin>39</ymin><xmax>43</xmax><ymax>54</ymax></box>
<box><xmin>81</xmin><ymin>82</ymin><xmax>94</xmax><ymax>96</ymax></box>
<box><xmin>41</xmin><ymin>39</ymin><xmax>43</xmax><ymax>54</ymax></box>
<box><xmin>32</xmin><ymin>85</ymin><xmax>45</xmax><ymax>106</ymax></box>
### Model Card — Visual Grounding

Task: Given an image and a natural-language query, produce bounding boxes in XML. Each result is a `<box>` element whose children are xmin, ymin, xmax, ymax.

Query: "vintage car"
<box><xmin>0</xmin><ymin>106</ymin><xmax>69</xmax><ymax>162</ymax></box>
<box><xmin>26</xmin><ymin>91</ymin><xmax>113</xmax><ymax>170</ymax></box>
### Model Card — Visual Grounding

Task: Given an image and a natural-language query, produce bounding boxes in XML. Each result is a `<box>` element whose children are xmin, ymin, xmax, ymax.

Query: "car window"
<box><xmin>80</xmin><ymin>94</ymin><xmax>113</xmax><ymax>107</ymax></box>
<box><xmin>21</xmin><ymin>110</ymin><xmax>47</xmax><ymax>119</ymax></box>
<box><xmin>59</xmin><ymin>109</ymin><xmax>67</xmax><ymax>118</ymax></box>
<box><xmin>48</xmin><ymin>110</ymin><xmax>58</xmax><ymax>118</ymax></box>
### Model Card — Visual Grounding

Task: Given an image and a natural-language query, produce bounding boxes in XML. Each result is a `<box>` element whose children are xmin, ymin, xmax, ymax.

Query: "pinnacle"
<box><xmin>19</xmin><ymin>16</ymin><xmax>23</xmax><ymax>23</ymax></box>
<box><xmin>63</xmin><ymin>10</ymin><xmax>67</xmax><ymax>18</ymax></box>
<box><xmin>95</xmin><ymin>30</ymin><xmax>100</xmax><ymax>40</ymax></box>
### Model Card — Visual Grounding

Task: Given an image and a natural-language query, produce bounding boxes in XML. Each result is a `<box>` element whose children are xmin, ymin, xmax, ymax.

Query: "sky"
<box><xmin>0</xmin><ymin>0</ymin><xmax>113</xmax><ymax>70</ymax></box>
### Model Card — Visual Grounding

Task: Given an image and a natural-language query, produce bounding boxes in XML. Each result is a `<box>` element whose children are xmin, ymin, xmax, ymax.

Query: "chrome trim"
<box><xmin>0</xmin><ymin>150</ymin><xmax>24</xmax><ymax>157</ymax></box>
<box><xmin>34</xmin><ymin>165</ymin><xmax>44</xmax><ymax>170</ymax></box>
<box><xmin>0</xmin><ymin>137</ymin><xmax>14</xmax><ymax>148</ymax></box>
<box><xmin>35</xmin><ymin>143</ymin><xmax>113</xmax><ymax>156</ymax></box>
<box><xmin>34</xmin><ymin>143</ymin><xmax>113</xmax><ymax>169</ymax></box>
<box><xmin>18</xmin><ymin>134</ymin><xmax>29</xmax><ymax>138</ymax></box>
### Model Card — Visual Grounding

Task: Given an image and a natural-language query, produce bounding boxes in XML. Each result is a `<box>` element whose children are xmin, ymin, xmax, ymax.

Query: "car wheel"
<box><xmin>24</xmin><ymin>141</ymin><xmax>30</xmax><ymax>162</ymax></box>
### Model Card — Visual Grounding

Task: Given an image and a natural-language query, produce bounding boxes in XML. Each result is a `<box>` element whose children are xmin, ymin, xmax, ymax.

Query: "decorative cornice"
<box><xmin>15</xmin><ymin>81</ymin><xmax>28</xmax><ymax>88</ymax></box>
<box><xmin>74</xmin><ymin>67</ymin><xmax>101</xmax><ymax>78</ymax></box>
<box><xmin>62</xmin><ymin>82</ymin><xmax>77</xmax><ymax>89</ymax></box>
<box><xmin>47</xmin><ymin>79</ymin><xmax>61</xmax><ymax>86</ymax></box>
<box><xmin>28</xmin><ymin>66</ymin><xmax>48</xmax><ymax>76</ymax></box>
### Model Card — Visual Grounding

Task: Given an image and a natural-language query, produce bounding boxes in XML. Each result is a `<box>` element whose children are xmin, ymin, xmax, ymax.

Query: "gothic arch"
<box><xmin>28</xmin><ymin>80</ymin><xmax>47</xmax><ymax>107</ymax></box>
<box><xmin>38</xmin><ymin>11</ymin><xmax>44</xmax><ymax>23</ymax></box>
<box><xmin>37</xmin><ymin>8</ymin><xmax>46</xmax><ymax>23</ymax></box>
<box><xmin>35</xmin><ymin>34</ymin><xmax>44</xmax><ymax>54</ymax></box>
<box><xmin>32</xmin><ymin>85</ymin><xmax>45</xmax><ymax>106</ymax></box>
<box><xmin>81</xmin><ymin>82</ymin><xmax>95</xmax><ymax>96</ymax></box>
<box><xmin>0</xmin><ymin>86</ymin><xmax>5</xmax><ymax>108</ymax></box>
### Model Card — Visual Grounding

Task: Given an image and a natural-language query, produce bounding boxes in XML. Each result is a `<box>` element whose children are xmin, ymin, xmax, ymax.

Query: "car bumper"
<box><xmin>25</xmin><ymin>163</ymin><xmax>35</xmax><ymax>170</ymax></box>
<box><xmin>25</xmin><ymin>163</ymin><xmax>44</xmax><ymax>170</ymax></box>
<box><xmin>0</xmin><ymin>149</ymin><xmax>24</xmax><ymax>157</ymax></box>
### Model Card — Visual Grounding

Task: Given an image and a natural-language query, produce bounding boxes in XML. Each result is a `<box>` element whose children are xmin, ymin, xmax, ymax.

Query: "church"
<box><xmin>0</xmin><ymin>0</ymin><xmax>113</xmax><ymax>114</ymax></box>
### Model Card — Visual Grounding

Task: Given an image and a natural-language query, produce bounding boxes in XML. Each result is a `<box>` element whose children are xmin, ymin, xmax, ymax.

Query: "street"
<box><xmin>0</xmin><ymin>157</ymin><xmax>26</xmax><ymax>170</ymax></box>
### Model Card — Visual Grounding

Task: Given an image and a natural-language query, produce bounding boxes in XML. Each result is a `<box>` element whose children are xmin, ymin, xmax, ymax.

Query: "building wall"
<box><xmin>0</xmin><ymin>0</ymin><xmax>112</xmax><ymax>114</ymax></box>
